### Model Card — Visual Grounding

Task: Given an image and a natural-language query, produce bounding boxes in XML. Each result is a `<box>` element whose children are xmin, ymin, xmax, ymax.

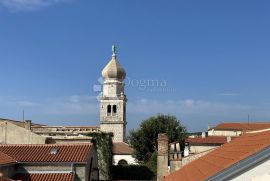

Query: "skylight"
<box><xmin>50</xmin><ymin>148</ymin><xmax>59</xmax><ymax>155</ymax></box>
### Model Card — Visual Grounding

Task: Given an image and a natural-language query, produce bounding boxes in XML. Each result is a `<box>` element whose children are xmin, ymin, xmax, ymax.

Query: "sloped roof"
<box><xmin>0</xmin><ymin>151</ymin><xmax>16</xmax><ymax>165</ymax></box>
<box><xmin>212</xmin><ymin>122</ymin><xmax>270</xmax><ymax>131</ymax></box>
<box><xmin>164</xmin><ymin>130</ymin><xmax>270</xmax><ymax>181</ymax></box>
<box><xmin>187</xmin><ymin>136</ymin><xmax>237</xmax><ymax>145</ymax></box>
<box><xmin>0</xmin><ymin>144</ymin><xmax>92</xmax><ymax>163</ymax></box>
<box><xmin>14</xmin><ymin>173</ymin><xmax>74</xmax><ymax>181</ymax></box>
<box><xmin>113</xmin><ymin>142</ymin><xmax>134</xmax><ymax>155</ymax></box>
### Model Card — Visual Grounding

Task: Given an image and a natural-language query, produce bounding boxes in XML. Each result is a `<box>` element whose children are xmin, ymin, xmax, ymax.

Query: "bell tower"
<box><xmin>100</xmin><ymin>45</ymin><xmax>127</xmax><ymax>142</ymax></box>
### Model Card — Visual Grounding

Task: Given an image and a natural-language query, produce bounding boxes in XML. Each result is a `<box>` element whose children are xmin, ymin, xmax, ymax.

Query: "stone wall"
<box><xmin>100</xmin><ymin>123</ymin><xmax>125</xmax><ymax>142</ymax></box>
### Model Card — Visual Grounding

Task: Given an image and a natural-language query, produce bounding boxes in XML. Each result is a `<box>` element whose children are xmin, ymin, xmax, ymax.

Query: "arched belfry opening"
<box><xmin>113</xmin><ymin>105</ymin><xmax>117</xmax><ymax>115</ymax></box>
<box><xmin>107</xmin><ymin>105</ymin><xmax>111</xmax><ymax>116</ymax></box>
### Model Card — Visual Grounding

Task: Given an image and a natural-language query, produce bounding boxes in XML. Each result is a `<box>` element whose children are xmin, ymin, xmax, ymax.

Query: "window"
<box><xmin>50</xmin><ymin>148</ymin><xmax>59</xmax><ymax>155</ymax></box>
<box><xmin>113</xmin><ymin>105</ymin><xmax>117</xmax><ymax>114</ymax></box>
<box><xmin>107</xmin><ymin>105</ymin><xmax>111</xmax><ymax>116</ymax></box>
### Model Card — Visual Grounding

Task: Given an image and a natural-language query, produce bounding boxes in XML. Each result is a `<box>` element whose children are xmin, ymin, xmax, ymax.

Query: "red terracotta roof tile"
<box><xmin>164</xmin><ymin>130</ymin><xmax>270</xmax><ymax>181</ymax></box>
<box><xmin>113</xmin><ymin>142</ymin><xmax>134</xmax><ymax>155</ymax></box>
<box><xmin>0</xmin><ymin>144</ymin><xmax>92</xmax><ymax>163</ymax></box>
<box><xmin>0</xmin><ymin>151</ymin><xmax>16</xmax><ymax>165</ymax></box>
<box><xmin>14</xmin><ymin>173</ymin><xmax>74</xmax><ymax>181</ymax></box>
<box><xmin>213</xmin><ymin>122</ymin><xmax>270</xmax><ymax>131</ymax></box>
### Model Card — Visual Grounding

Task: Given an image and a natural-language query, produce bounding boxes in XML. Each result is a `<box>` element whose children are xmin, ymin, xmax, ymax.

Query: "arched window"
<box><xmin>107</xmin><ymin>105</ymin><xmax>111</xmax><ymax>116</ymax></box>
<box><xmin>113</xmin><ymin>105</ymin><xmax>117</xmax><ymax>114</ymax></box>
<box><xmin>118</xmin><ymin>159</ymin><xmax>128</xmax><ymax>165</ymax></box>
<box><xmin>112</xmin><ymin>105</ymin><xmax>117</xmax><ymax>116</ymax></box>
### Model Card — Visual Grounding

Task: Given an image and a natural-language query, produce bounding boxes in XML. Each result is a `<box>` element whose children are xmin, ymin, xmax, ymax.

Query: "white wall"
<box><xmin>231</xmin><ymin>158</ymin><xmax>270</xmax><ymax>181</ymax></box>
<box><xmin>190</xmin><ymin>145</ymin><xmax>218</xmax><ymax>154</ymax></box>
<box><xmin>113</xmin><ymin>155</ymin><xmax>137</xmax><ymax>165</ymax></box>
<box><xmin>208</xmin><ymin>129</ymin><xmax>242</xmax><ymax>137</ymax></box>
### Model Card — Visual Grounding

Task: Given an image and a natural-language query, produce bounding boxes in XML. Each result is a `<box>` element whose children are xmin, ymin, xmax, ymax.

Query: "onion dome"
<box><xmin>102</xmin><ymin>45</ymin><xmax>126</xmax><ymax>81</ymax></box>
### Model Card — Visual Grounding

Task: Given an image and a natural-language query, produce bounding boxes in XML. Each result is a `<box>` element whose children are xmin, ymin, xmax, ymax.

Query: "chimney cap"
<box><xmin>158</xmin><ymin>133</ymin><xmax>168</xmax><ymax>141</ymax></box>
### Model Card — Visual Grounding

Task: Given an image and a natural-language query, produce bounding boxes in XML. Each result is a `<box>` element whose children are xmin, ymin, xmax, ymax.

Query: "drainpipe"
<box><xmin>71</xmin><ymin>163</ymin><xmax>74</xmax><ymax>173</ymax></box>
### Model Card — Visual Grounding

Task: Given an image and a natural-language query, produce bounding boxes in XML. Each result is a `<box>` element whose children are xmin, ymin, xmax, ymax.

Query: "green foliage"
<box><xmin>145</xmin><ymin>150</ymin><xmax>157</xmax><ymax>178</ymax></box>
<box><xmin>112</xmin><ymin>165</ymin><xmax>155</xmax><ymax>180</ymax></box>
<box><xmin>128</xmin><ymin>114</ymin><xmax>187</xmax><ymax>163</ymax></box>
<box><xmin>87</xmin><ymin>132</ymin><xmax>113</xmax><ymax>180</ymax></box>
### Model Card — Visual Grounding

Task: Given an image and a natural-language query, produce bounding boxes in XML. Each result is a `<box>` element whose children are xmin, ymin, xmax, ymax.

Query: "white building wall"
<box><xmin>231</xmin><ymin>158</ymin><xmax>270</xmax><ymax>181</ymax></box>
<box><xmin>208</xmin><ymin>129</ymin><xmax>242</xmax><ymax>137</ymax></box>
<box><xmin>190</xmin><ymin>145</ymin><xmax>218</xmax><ymax>154</ymax></box>
<box><xmin>113</xmin><ymin>155</ymin><xmax>137</xmax><ymax>165</ymax></box>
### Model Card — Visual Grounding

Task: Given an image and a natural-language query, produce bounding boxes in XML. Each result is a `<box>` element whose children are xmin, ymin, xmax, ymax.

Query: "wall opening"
<box><xmin>112</xmin><ymin>105</ymin><xmax>117</xmax><ymax>116</ymax></box>
<box><xmin>107</xmin><ymin>105</ymin><xmax>111</xmax><ymax>116</ymax></box>
<box><xmin>118</xmin><ymin>159</ymin><xmax>128</xmax><ymax>165</ymax></box>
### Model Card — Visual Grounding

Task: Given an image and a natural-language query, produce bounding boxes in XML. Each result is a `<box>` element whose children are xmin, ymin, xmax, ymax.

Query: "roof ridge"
<box><xmin>0</xmin><ymin>150</ymin><xmax>16</xmax><ymax>164</ymax></box>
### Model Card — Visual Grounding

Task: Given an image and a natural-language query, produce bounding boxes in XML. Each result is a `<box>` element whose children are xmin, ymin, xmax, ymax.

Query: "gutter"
<box><xmin>0</xmin><ymin>162</ymin><xmax>17</xmax><ymax>167</ymax></box>
<box><xmin>206</xmin><ymin>145</ymin><xmax>270</xmax><ymax>181</ymax></box>
<box><xmin>19</xmin><ymin>161</ymin><xmax>88</xmax><ymax>165</ymax></box>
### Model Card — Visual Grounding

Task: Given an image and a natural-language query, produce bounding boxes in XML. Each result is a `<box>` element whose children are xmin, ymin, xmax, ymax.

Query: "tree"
<box><xmin>128</xmin><ymin>114</ymin><xmax>187</xmax><ymax>163</ymax></box>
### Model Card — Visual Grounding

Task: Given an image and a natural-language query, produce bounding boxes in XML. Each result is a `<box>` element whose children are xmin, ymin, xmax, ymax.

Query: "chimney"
<box><xmin>227</xmin><ymin>136</ymin><xmax>232</xmax><ymax>143</ymax></box>
<box><xmin>24</xmin><ymin>120</ymin><xmax>32</xmax><ymax>130</ymax></box>
<box><xmin>201</xmin><ymin>132</ymin><xmax>206</xmax><ymax>138</ymax></box>
<box><xmin>169</xmin><ymin>144</ymin><xmax>175</xmax><ymax>160</ymax></box>
<box><xmin>184</xmin><ymin>143</ymin><xmax>189</xmax><ymax>157</ymax></box>
<box><xmin>157</xmin><ymin>133</ymin><xmax>169</xmax><ymax>181</ymax></box>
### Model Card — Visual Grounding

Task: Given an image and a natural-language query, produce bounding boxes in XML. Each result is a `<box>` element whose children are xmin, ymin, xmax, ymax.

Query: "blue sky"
<box><xmin>0</xmin><ymin>0</ymin><xmax>270</xmax><ymax>132</ymax></box>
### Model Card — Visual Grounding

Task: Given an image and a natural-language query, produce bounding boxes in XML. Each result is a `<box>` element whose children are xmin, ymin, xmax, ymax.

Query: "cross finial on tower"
<box><xmin>112</xmin><ymin>44</ymin><xmax>117</xmax><ymax>57</ymax></box>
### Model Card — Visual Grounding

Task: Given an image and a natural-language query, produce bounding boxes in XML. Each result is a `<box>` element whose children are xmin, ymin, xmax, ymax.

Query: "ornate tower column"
<box><xmin>100</xmin><ymin>45</ymin><xmax>127</xmax><ymax>142</ymax></box>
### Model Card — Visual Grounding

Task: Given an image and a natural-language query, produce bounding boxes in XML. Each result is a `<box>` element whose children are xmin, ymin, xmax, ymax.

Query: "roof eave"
<box><xmin>18</xmin><ymin>162</ymin><xmax>88</xmax><ymax>165</ymax></box>
<box><xmin>0</xmin><ymin>162</ymin><xmax>17</xmax><ymax>167</ymax></box>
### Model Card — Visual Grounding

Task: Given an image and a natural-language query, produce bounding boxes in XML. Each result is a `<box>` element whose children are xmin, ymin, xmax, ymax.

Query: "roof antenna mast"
<box><xmin>23</xmin><ymin>109</ymin><xmax>25</xmax><ymax>122</ymax></box>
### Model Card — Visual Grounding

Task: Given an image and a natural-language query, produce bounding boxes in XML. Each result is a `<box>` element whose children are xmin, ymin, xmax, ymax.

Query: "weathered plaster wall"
<box><xmin>0</xmin><ymin>122</ymin><xmax>46</xmax><ymax>144</ymax></box>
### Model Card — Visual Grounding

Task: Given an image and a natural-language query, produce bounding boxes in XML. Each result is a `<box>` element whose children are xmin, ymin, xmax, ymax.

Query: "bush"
<box><xmin>112</xmin><ymin>165</ymin><xmax>155</xmax><ymax>180</ymax></box>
